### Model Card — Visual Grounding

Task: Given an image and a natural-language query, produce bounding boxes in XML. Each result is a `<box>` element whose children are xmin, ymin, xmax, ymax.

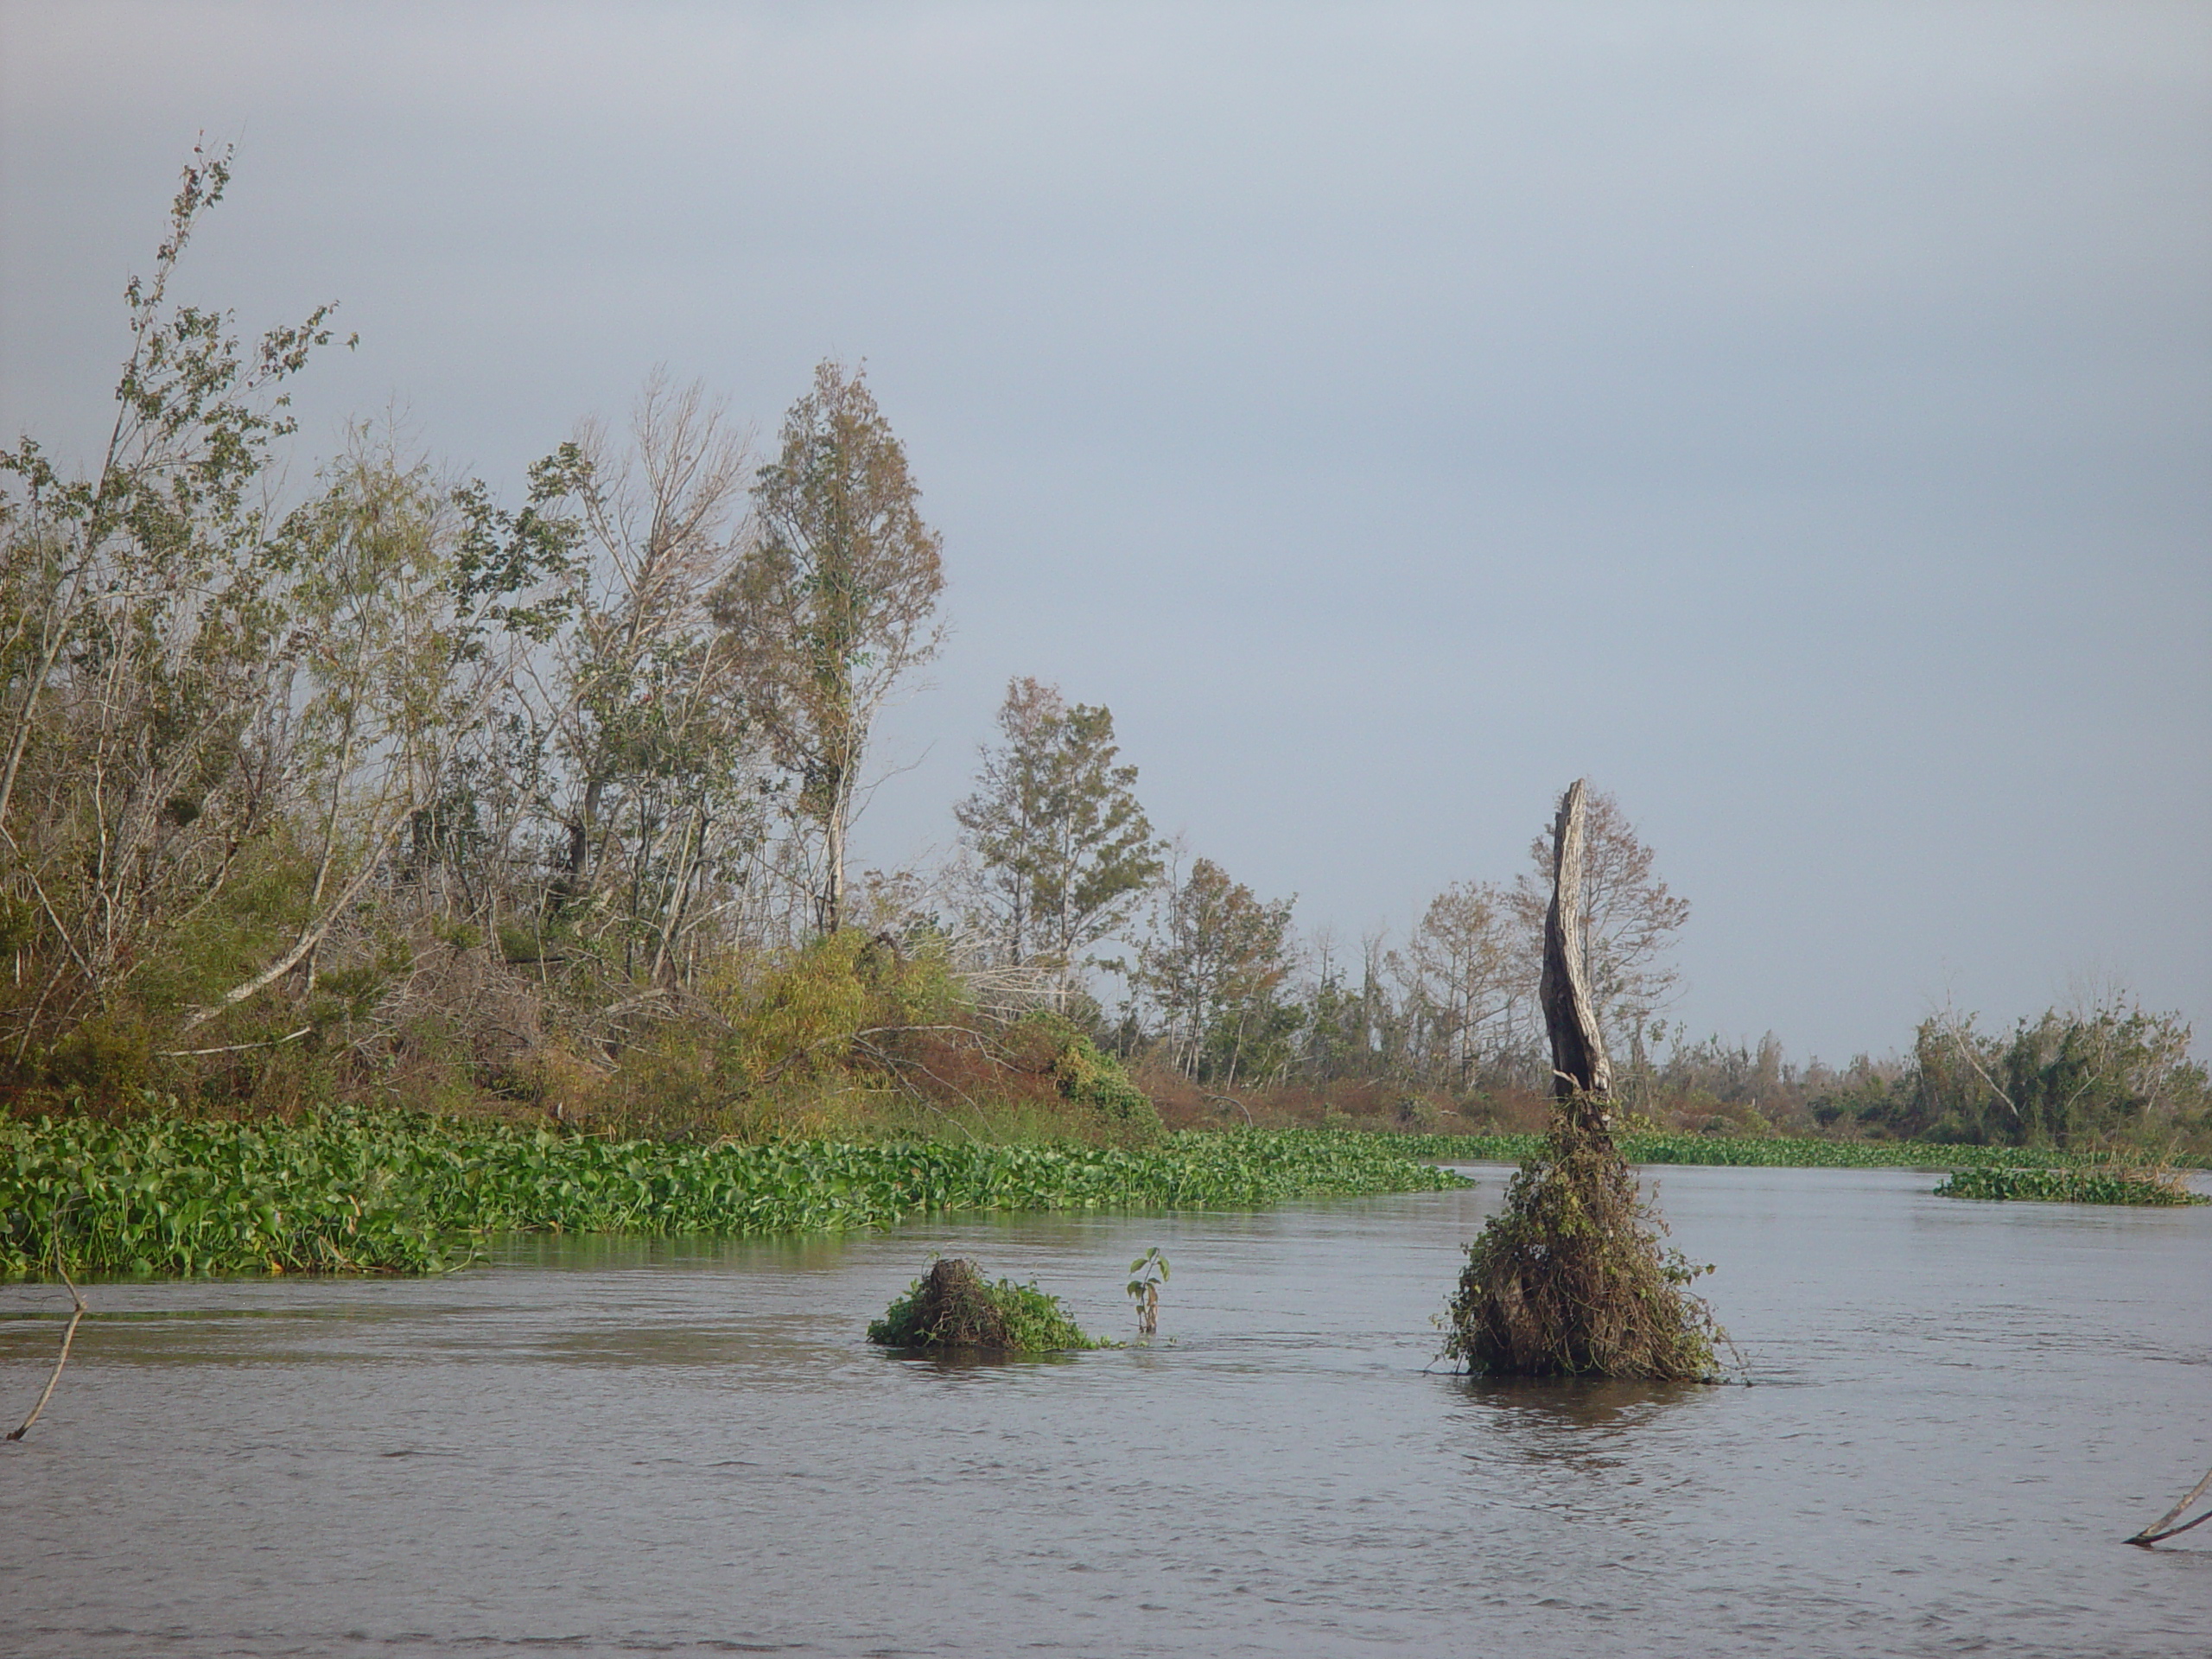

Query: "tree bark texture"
<box><xmin>1541</xmin><ymin>779</ymin><xmax>1613</xmax><ymax>1115</ymax></box>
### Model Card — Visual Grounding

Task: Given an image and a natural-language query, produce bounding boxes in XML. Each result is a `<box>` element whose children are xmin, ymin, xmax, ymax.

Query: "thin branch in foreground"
<box><xmin>2127</xmin><ymin>1465</ymin><xmax>2212</xmax><ymax>1547</ymax></box>
<box><xmin>7</xmin><ymin>1251</ymin><xmax>87</xmax><ymax>1444</ymax></box>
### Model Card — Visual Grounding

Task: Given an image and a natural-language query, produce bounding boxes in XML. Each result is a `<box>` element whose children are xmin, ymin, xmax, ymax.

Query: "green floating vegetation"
<box><xmin>0</xmin><ymin>1116</ymin><xmax>1465</xmax><ymax>1279</ymax></box>
<box><xmin>868</xmin><ymin>1256</ymin><xmax>1103</xmax><ymax>1353</ymax></box>
<box><xmin>1380</xmin><ymin>1130</ymin><xmax>2207</xmax><ymax>1172</ymax></box>
<box><xmin>1934</xmin><ymin>1166</ymin><xmax>2208</xmax><ymax>1206</ymax></box>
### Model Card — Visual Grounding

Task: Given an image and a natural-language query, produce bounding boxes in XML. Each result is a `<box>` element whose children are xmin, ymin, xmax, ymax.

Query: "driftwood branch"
<box><xmin>7</xmin><ymin>1251</ymin><xmax>87</xmax><ymax>1444</ymax></box>
<box><xmin>2127</xmin><ymin>1465</ymin><xmax>2212</xmax><ymax>1546</ymax></box>
<box><xmin>1540</xmin><ymin>779</ymin><xmax>1612</xmax><ymax>1121</ymax></box>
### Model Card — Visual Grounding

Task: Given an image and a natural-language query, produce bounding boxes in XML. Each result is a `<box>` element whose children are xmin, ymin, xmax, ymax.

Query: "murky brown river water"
<box><xmin>3</xmin><ymin>1165</ymin><xmax>2208</xmax><ymax>1656</ymax></box>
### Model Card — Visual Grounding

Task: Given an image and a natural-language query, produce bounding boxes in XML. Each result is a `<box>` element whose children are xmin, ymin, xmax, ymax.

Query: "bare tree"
<box><xmin>545</xmin><ymin>372</ymin><xmax>760</xmax><ymax>982</ymax></box>
<box><xmin>1391</xmin><ymin>880</ymin><xmax>1518</xmax><ymax>1090</ymax></box>
<box><xmin>713</xmin><ymin>361</ymin><xmax>944</xmax><ymax>936</ymax></box>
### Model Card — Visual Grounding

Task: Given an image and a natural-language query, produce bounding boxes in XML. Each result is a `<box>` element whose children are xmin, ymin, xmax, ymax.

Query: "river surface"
<box><xmin>3</xmin><ymin>1165</ymin><xmax>2208</xmax><ymax>1657</ymax></box>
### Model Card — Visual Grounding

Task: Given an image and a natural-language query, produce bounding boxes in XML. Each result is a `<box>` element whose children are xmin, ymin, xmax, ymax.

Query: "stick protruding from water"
<box><xmin>2127</xmin><ymin>1465</ymin><xmax>2212</xmax><ymax>1546</ymax></box>
<box><xmin>8</xmin><ymin>1250</ymin><xmax>86</xmax><ymax>1443</ymax></box>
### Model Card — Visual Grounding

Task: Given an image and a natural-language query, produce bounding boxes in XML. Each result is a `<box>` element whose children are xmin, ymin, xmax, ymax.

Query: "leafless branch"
<box><xmin>157</xmin><ymin>1026</ymin><xmax>313</xmax><ymax>1058</ymax></box>
<box><xmin>7</xmin><ymin>1247</ymin><xmax>87</xmax><ymax>1444</ymax></box>
<box><xmin>2127</xmin><ymin>1465</ymin><xmax>2212</xmax><ymax>1546</ymax></box>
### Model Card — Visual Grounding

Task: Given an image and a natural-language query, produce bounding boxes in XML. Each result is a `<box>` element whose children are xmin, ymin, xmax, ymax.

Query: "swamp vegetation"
<box><xmin>1373</xmin><ymin>1130</ymin><xmax>2209</xmax><ymax>1171</ymax></box>
<box><xmin>0</xmin><ymin>1116</ymin><xmax>1464</xmax><ymax>1278</ymax></box>
<box><xmin>7</xmin><ymin>154</ymin><xmax>2207</xmax><ymax>1169</ymax></box>
<box><xmin>867</xmin><ymin>1255</ymin><xmax>1103</xmax><ymax>1353</ymax></box>
<box><xmin>5</xmin><ymin>1115</ymin><xmax>2182</xmax><ymax>1285</ymax></box>
<box><xmin>1933</xmin><ymin>1166</ymin><xmax>2206</xmax><ymax>1206</ymax></box>
<box><xmin>0</xmin><ymin>151</ymin><xmax>2203</xmax><ymax>1344</ymax></box>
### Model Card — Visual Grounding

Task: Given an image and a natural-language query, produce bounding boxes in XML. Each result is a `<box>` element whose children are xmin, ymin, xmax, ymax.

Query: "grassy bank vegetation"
<box><xmin>0</xmin><ymin>1116</ymin><xmax>1465</xmax><ymax>1279</ymax></box>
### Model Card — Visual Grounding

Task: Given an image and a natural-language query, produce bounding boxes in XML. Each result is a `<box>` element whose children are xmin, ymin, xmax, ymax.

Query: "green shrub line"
<box><xmin>1376</xmin><ymin>1130</ymin><xmax>2212</xmax><ymax>1172</ymax></box>
<box><xmin>1932</xmin><ymin>1166</ymin><xmax>2208</xmax><ymax>1206</ymax></box>
<box><xmin>0</xmin><ymin>1116</ymin><xmax>1466</xmax><ymax>1279</ymax></box>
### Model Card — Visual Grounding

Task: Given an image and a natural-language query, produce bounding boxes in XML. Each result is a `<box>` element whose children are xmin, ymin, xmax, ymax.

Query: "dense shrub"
<box><xmin>1021</xmin><ymin>1010</ymin><xmax>1162</xmax><ymax>1135</ymax></box>
<box><xmin>867</xmin><ymin>1255</ymin><xmax>1103</xmax><ymax>1351</ymax></box>
<box><xmin>1443</xmin><ymin>1114</ymin><xmax>1722</xmax><ymax>1380</ymax></box>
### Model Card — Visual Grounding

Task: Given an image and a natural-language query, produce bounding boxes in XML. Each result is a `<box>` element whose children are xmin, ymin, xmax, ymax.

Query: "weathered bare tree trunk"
<box><xmin>1443</xmin><ymin>779</ymin><xmax>1726</xmax><ymax>1380</ymax></box>
<box><xmin>1541</xmin><ymin>779</ymin><xmax>1613</xmax><ymax>1126</ymax></box>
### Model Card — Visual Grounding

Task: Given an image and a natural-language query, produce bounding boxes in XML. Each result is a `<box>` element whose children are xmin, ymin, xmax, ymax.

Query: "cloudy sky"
<box><xmin>3</xmin><ymin>1</ymin><xmax>2207</xmax><ymax>1061</ymax></box>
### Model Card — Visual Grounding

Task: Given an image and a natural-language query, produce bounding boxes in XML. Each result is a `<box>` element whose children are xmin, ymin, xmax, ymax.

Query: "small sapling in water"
<box><xmin>1127</xmin><ymin>1247</ymin><xmax>1169</xmax><ymax>1336</ymax></box>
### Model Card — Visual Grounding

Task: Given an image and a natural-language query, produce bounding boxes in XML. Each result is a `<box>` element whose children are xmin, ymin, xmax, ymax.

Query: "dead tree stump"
<box><xmin>1441</xmin><ymin>779</ymin><xmax>1723</xmax><ymax>1379</ymax></box>
<box><xmin>1541</xmin><ymin>778</ymin><xmax>1613</xmax><ymax>1124</ymax></box>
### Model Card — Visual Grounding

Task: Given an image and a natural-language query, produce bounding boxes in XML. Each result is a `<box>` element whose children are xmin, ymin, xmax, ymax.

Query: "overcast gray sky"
<box><xmin>4</xmin><ymin>1</ymin><xmax>2207</xmax><ymax>1062</ymax></box>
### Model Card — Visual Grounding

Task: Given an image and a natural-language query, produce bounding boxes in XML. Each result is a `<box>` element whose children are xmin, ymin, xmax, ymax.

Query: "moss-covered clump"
<box><xmin>1444</xmin><ymin>1112</ymin><xmax>1722</xmax><ymax>1379</ymax></box>
<box><xmin>867</xmin><ymin>1256</ymin><xmax>1104</xmax><ymax>1353</ymax></box>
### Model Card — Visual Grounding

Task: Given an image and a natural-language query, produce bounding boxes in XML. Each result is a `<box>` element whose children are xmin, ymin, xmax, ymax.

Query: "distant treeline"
<box><xmin>1666</xmin><ymin>1004</ymin><xmax>2212</xmax><ymax>1149</ymax></box>
<box><xmin>3</xmin><ymin>151</ymin><xmax>2204</xmax><ymax>1158</ymax></box>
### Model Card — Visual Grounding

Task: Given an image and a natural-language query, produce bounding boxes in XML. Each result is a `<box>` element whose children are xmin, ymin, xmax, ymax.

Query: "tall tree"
<box><xmin>0</xmin><ymin>143</ymin><xmax>350</xmax><ymax>1050</ymax></box>
<box><xmin>549</xmin><ymin>372</ymin><xmax>760</xmax><ymax>981</ymax></box>
<box><xmin>953</xmin><ymin>677</ymin><xmax>1160</xmax><ymax>991</ymax></box>
<box><xmin>1135</xmin><ymin>852</ymin><xmax>1297</xmax><ymax>1084</ymax></box>
<box><xmin>713</xmin><ymin>361</ymin><xmax>944</xmax><ymax>935</ymax></box>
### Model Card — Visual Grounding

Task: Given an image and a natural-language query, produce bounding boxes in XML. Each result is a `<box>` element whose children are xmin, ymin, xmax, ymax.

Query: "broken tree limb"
<box><xmin>2126</xmin><ymin>1465</ymin><xmax>2212</xmax><ymax>1547</ymax></box>
<box><xmin>1540</xmin><ymin>779</ymin><xmax>1612</xmax><ymax>1124</ymax></box>
<box><xmin>7</xmin><ymin>1251</ymin><xmax>86</xmax><ymax>1443</ymax></box>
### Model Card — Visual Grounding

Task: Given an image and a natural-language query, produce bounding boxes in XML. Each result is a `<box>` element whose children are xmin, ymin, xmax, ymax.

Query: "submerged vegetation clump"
<box><xmin>868</xmin><ymin>1256</ymin><xmax>1101</xmax><ymax>1352</ymax></box>
<box><xmin>1443</xmin><ymin>1112</ymin><xmax>1722</xmax><ymax>1379</ymax></box>
<box><xmin>1934</xmin><ymin>1166</ymin><xmax>2206</xmax><ymax>1206</ymax></box>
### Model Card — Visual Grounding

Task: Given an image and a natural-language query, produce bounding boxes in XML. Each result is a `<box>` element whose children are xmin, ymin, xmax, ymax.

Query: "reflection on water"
<box><xmin>1</xmin><ymin>1165</ymin><xmax>2206</xmax><ymax>1658</ymax></box>
<box><xmin>1460</xmin><ymin>1375</ymin><xmax>1715</xmax><ymax>1473</ymax></box>
<box><xmin>1462</xmin><ymin>1373</ymin><xmax>1716</xmax><ymax>1430</ymax></box>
